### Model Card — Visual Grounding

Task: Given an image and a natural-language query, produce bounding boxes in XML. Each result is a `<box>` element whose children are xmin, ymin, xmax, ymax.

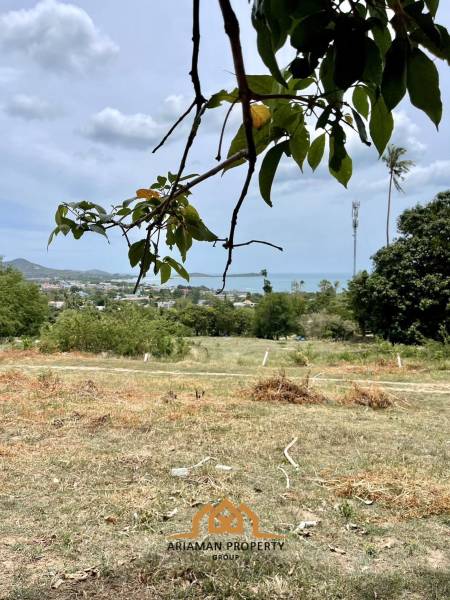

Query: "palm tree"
<box><xmin>382</xmin><ymin>145</ymin><xmax>415</xmax><ymax>246</ymax></box>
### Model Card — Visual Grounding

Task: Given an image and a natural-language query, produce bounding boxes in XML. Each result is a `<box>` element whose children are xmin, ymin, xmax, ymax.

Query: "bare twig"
<box><xmin>283</xmin><ymin>437</ymin><xmax>299</xmax><ymax>469</ymax></box>
<box><xmin>231</xmin><ymin>239</ymin><xmax>283</xmax><ymax>251</ymax></box>
<box><xmin>134</xmin><ymin>0</ymin><xmax>207</xmax><ymax>289</ymax></box>
<box><xmin>216</xmin><ymin>98</ymin><xmax>238</xmax><ymax>161</ymax></box>
<box><xmin>152</xmin><ymin>99</ymin><xmax>196</xmax><ymax>153</ymax></box>
<box><xmin>217</xmin><ymin>0</ymin><xmax>257</xmax><ymax>293</ymax></box>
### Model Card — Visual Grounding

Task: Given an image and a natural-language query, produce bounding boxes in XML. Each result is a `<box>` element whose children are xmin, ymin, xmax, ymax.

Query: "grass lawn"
<box><xmin>0</xmin><ymin>338</ymin><xmax>449</xmax><ymax>599</ymax></box>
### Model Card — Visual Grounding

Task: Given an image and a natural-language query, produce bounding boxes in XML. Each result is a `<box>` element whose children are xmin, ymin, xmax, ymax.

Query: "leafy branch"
<box><xmin>49</xmin><ymin>0</ymin><xmax>448</xmax><ymax>291</ymax></box>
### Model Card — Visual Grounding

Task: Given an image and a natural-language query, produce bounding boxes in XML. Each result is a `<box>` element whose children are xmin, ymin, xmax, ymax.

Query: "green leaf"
<box><xmin>252</xmin><ymin>11</ymin><xmax>287</xmax><ymax>87</ymax></box>
<box><xmin>361</xmin><ymin>38</ymin><xmax>382</xmax><ymax>86</ymax></box>
<box><xmin>183</xmin><ymin>206</ymin><xmax>217</xmax><ymax>242</ymax></box>
<box><xmin>351</xmin><ymin>109</ymin><xmax>371</xmax><ymax>147</ymax></box>
<box><xmin>425</xmin><ymin>0</ymin><xmax>439</xmax><ymax>16</ymax></box>
<box><xmin>88</xmin><ymin>224</ymin><xmax>109</xmax><ymax>238</ymax></box>
<box><xmin>291</xmin><ymin>76</ymin><xmax>315</xmax><ymax>91</ymax></box>
<box><xmin>319</xmin><ymin>48</ymin><xmax>343</xmax><ymax>104</ymax></box>
<box><xmin>290</xmin><ymin>12</ymin><xmax>332</xmax><ymax>54</ymax></box>
<box><xmin>259</xmin><ymin>141</ymin><xmax>289</xmax><ymax>207</ymax></box>
<box><xmin>159</xmin><ymin>262</ymin><xmax>171</xmax><ymax>284</ymax></box>
<box><xmin>307</xmin><ymin>133</ymin><xmax>326</xmax><ymax>171</ymax></box>
<box><xmin>174</xmin><ymin>226</ymin><xmax>189</xmax><ymax>261</ymax></box>
<box><xmin>272</xmin><ymin>103</ymin><xmax>298</xmax><ymax>130</ymax></box>
<box><xmin>128</xmin><ymin>240</ymin><xmax>146</xmax><ymax>268</ymax></box>
<box><xmin>369</xmin><ymin>96</ymin><xmax>393</xmax><ymax>156</ymax></box>
<box><xmin>407</xmin><ymin>47</ymin><xmax>442</xmax><ymax>128</ymax></box>
<box><xmin>290</xmin><ymin>121</ymin><xmax>310</xmax><ymax>170</ymax></box>
<box><xmin>206</xmin><ymin>89</ymin><xmax>238</xmax><ymax>109</ymax></box>
<box><xmin>47</xmin><ymin>227</ymin><xmax>59</xmax><ymax>248</ymax></box>
<box><xmin>372</xmin><ymin>20</ymin><xmax>391</xmax><ymax>56</ymax></box>
<box><xmin>352</xmin><ymin>87</ymin><xmax>370</xmax><ymax>119</ymax></box>
<box><xmin>381</xmin><ymin>37</ymin><xmax>408</xmax><ymax>111</ymax></box>
<box><xmin>334</xmin><ymin>21</ymin><xmax>367</xmax><ymax>89</ymax></box>
<box><xmin>410</xmin><ymin>24</ymin><xmax>450</xmax><ymax>65</ymax></box>
<box><xmin>316</xmin><ymin>104</ymin><xmax>333</xmax><ymax>130</ymax></box>
<box><xmin>329</xmin><ymin>135</ymin><xmax>352</xmax><ymax>188</ymax></box>
<box><xmin>246</xmin><ymin>75</ymin><xmax>276</xmax><ymax>95</ymax></box>
<box><xmin>225</xmin><ymin>121</ymin><xmax>272</xmax><ymax>171</ymax></box>
<box><xmin>165</xmin><ymin>257</ymin><xmax>190</xmax><ymax>281</ymax></box>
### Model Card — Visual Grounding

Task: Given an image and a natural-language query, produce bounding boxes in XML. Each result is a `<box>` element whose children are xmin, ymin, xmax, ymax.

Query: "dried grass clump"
<box><xmin>0</xmin><ymin>370</ymin><xmax>30</xmax><ymax>389</ymax></box>
<box><xmin>328</xmin><ymin>468</ymin><xmax>450</xmax><ymax>519</ymax></box>
<box><xmin>248</xmin><ymin>373</ymin><xmax>327</xmax><ymax>405</ymax></box>
<box><xmin>340</xmin><ymin>383</ymin><xmax>394</xmax><ymax>409</ymax></box>
<box><xmin>35</xmin><ymin>370</ymin><xmax>63</xmax><ymax>396</ymax></box>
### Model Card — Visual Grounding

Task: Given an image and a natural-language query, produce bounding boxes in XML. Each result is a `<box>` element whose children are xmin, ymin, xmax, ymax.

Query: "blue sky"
<box><xmin>0</xmin><ymin>0</ymin><xmax>449</xmax><ymax>276</ymax></box>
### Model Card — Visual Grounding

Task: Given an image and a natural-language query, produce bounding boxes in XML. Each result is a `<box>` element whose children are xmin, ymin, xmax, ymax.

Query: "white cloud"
<box><xmin>0</xmin><ymin>0</ymin><xmax>118</xmax><ymax>73</ymax></box>
<box><xmin>162</xmin><ymin>94</ymin><xmax>187</xmax><ymax>120</ymax></box>
<box><xmin>406</xmin><ymin>160</ymin><xmax>450</xmax><ymax>188</ymax></box>
<box><xmin>391</xmin><ymin>111</ymin><xmax>427</xmax><ymax>157</ymax></box>
<box><xmin>4</xmin><ymin>94</ymin><xmax>60</xmax><ymax>120</ymax></box>
<box><xmin>83</xmin><ymin>107</ymin><xmax>166</xmax><ymax>149</ymax></box>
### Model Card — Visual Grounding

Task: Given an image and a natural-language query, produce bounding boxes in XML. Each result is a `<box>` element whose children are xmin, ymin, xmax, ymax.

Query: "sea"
<box><xmin>143</xmin><ymin>272</ymin><xmax>352</xmax><ymax>293</ymax></box>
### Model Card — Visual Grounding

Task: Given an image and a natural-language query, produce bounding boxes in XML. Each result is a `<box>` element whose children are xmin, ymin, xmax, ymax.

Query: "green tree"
<box><xmin>260</xmin><ymin>269</ymin><xmax>272</xmax><ymax>294</ymax></box>
<box><xmin>48</xmin><ymin>1</ymin><xmax>449</xmax><ymax>291</ymax></box>
<box><xmin>0</xmin><ymin>267</ymin><xmax>49</xmax><ymax>337</ymax></box>
<box><xmin>179</xmin><ymin>304</ymin><xmax>212</xmax><ymax>336</ymax></box>
<box><xmin>254</xmin><ymin>293</ymin><xmax>296</xmax><ymax>340</ymax></box>
<box><xmin>382</xmin><ymin>145</ymin><xmax>415</xmax><ymax>246</ymax></box>
<box><xmin>348</xmin><ymin>192</ymin><xmax>450</xmax><ymax>343</ymax></box>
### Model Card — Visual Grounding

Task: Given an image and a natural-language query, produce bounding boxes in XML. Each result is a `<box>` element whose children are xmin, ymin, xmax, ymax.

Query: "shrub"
<box><xmin>288</xmin><ymin>348</ymin><xmax>309</xmax><ymax>366</ymax></box>
<box><xmin>301</xmin><ymin>312</ymin><xmax>356</xmax><ymax>341</ymax></box>
<box><xmin>40</xmin><ymin>305</ymin><xmax>189</xmax><ymax>359</ymax></box>
<box><xmin>0</xmin><ymin>267</ymin><xmax>48</xmax><ymax>337</ymax></box>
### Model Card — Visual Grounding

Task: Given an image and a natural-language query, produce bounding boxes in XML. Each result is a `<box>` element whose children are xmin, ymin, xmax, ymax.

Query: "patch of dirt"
<box><xmin>247</xmin><ymin>373</ymin><xmax>328</xmax><ymax>405</ymax></box>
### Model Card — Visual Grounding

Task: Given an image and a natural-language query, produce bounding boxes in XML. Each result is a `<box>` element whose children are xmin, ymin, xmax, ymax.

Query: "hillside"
<box><xmin>3</xmin><ymin>258</ymin><xmax>133</xmax><ymax>281</ymax></box>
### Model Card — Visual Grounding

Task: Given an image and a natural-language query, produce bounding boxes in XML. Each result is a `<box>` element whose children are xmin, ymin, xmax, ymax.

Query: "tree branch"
<box><xmin>230</xmin><ymin>239</ymin><xmax>283</xmax><ymax>251</ymax></box>
<box><xmin>216</xmin><ymin>98</ymin><xmax>238</xmax><ymax>161</ymax></box>
<box><xmin>217</xmin><ymin>0</ymin><xmax>257</xmax><ymax>293</ymax></box>
<box><xmin>152</xmin><ymin>99</ymin><xmax>196</xmax><ymax>153</ymax></box>
<box><xmin>134</xmin><ymin>0</ymin><xmax>207</xmax><ymax>290</ymax></box>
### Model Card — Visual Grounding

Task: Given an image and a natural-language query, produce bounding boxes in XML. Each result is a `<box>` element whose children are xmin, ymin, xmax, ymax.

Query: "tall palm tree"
<box><xmin>382</xmin><ymin>145</ymin><xmax>415</xmax><ymax>246</ymax></box>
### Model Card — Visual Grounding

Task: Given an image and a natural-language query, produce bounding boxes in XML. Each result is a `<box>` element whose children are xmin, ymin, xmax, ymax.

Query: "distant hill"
<box><xmin>3</xmin><ymin>258</ymin><xmax>134</xmax><ymax>281</ymax></box>
<box><xmin>189</xmin><ymin>272</ymin><xmax>261</xmax><ymax>278</ymax></box>
<box><xmin>2</xmin><ymin>258</ymin><xmax>263</xmax><ymax>281</ymax></box>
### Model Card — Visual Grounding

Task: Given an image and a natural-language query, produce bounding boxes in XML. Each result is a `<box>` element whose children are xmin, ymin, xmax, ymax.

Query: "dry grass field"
<box><xmin>0</xmin><ymin>337</ymin><xmax>449</xmax><ymax>599</ymax></box>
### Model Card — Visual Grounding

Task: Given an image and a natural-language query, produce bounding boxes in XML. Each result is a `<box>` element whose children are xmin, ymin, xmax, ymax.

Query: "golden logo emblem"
<box><xmin>170</xmin><ymin>498</ymin><xmax>284</xmax><ymax>540</ymax></box>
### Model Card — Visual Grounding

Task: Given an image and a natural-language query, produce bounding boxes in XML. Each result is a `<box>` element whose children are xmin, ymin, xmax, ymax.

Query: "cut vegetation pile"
<box><xmin>340</xmin><ymin>383</ymin><xmax>395</xmax><ymax>409</ymax></box>
<box><xmin>328</xmin><ymin>468</ymin><xmax>450</xmax><ymax>519</ymax></box>
<box><xmin>248</xmin><ymin>374</ymin><xmax>327</xmax><ymax>405</ymax></box>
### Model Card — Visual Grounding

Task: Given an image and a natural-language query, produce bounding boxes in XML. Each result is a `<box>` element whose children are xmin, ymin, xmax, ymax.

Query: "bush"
<box><xmin>254</xmin><ymin>293</ymin><xmax>297</xmax><ymax>340</ymax></box>
<box><xmin>288</xmin><ymin>347</ymin><xmax>309</xmax><ymax>366</ymax></box>
<box><xmin>40</xmin><ymin>305</ymin><xmax>189</xmax><ymax>359</ymax></box>
<box><xmin>0</xmin><ymin>267</ymin><xmax>48</xmax><ymax>337</ymax></box>
<box><xmin>301</xmin><ymin>312</ymin><xmax>356</xmax><ymax>341</ymax></box>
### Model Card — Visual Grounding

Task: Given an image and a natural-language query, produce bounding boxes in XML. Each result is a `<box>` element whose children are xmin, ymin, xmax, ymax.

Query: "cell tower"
<box><xmin>352</xmin><ymin>200</ymin><xmax>360</xmax><ymax>277</ymax></box>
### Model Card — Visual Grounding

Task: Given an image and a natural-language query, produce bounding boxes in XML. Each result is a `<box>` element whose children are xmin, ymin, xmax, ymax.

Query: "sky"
<box><xmin>0</xmin><ymin>0</ymin><xmax>449</xmax><ymax>277</ymax></box>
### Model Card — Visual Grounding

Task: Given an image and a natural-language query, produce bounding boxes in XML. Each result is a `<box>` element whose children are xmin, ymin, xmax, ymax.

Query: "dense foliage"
<box><xmin>174</xmin><ymin>302</ymin><xmax>254</xmax><ymax>337</ymax></box>
<box><xmin>348</xmin><ymin>192</ymin><xmax>450</xmax><ymax>343</ymax></box>
<box><xmin>254</xmin><ymin>293</ymin><xmax>298</xmax><ymax>339</ymax></box>
<box><xmin>49</xmin><ymin>0</ymin><xmax>449</xmax><ymax>290</ymax></box>
<box><xmin>40</xmin><ymin>305</ymin><xmax>189</xmax><ymax>358</ymax></box>
<box><xmin>0</xmin><ymin>267</ymin><xmax>48</xmax><ymax>338</ymax></box>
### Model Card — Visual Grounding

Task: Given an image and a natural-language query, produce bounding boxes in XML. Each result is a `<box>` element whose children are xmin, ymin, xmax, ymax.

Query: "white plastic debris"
<box><xmin>171</xmin><ymin>467</ymin><xmax>190</xmax><ymax>477</ymax></box>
